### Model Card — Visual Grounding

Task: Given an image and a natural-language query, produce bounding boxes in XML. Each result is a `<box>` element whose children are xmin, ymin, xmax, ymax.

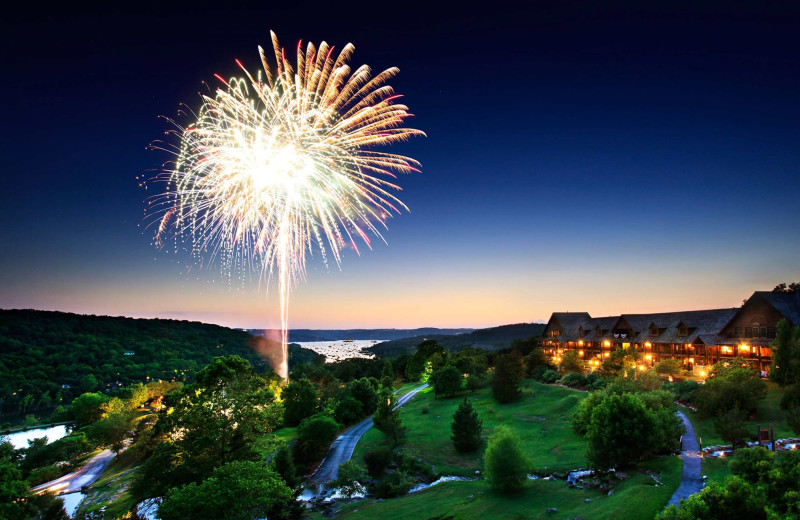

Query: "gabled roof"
<box><xmin>756</xmin><ymin>291</ymin><xmax>800</xmax><ymax>326</ymax></box>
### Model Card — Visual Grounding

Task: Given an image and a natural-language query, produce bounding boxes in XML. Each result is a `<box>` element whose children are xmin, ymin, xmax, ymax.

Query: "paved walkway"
<box><xmin>308</xmin><ymin>383</ymin><xmax>428</xmax><ymax>484</ymax></box>
<box><xmin>32</xmin><ymin>449</ymin><xmax>116</xmax><ymax>495</ymax></box>
<box><xmin>667</xmin><ymin>410</ymin><xmax>703</xmax><ymax>507</ymax></box>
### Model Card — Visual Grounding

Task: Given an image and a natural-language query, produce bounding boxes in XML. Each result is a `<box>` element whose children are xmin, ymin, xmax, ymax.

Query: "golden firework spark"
<box><xmin>147</xmin><ymin>32</ymin><xmax>424</xmax><ymax>378</ymax></box>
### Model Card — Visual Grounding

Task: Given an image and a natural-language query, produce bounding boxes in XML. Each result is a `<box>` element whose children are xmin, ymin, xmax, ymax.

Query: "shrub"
<box><xmin>669</xmin><ymin>380</ymin><xmax>700</xmax><ymax>405</ymax></box>
<box><xmin>484</xmin><ymin>425</ymin><xmax>529</xmax><ymax>493</ymax></box>
<box><xmin>375</xmin><ymin>471</ymin><xmax>415</xmax><ymax>498</ymax></box>
<box><xmin>696</xmin><ymin>360</ymin><xmax>767</xmax><ymax>417</ymax></box>
<box><xmin>363</xmin><ymin>447</ymin><xmax>393</xmax><ymax>477</ymax></box>
<box><xmin>541</xmin><ymin>369</ymin><xmax>560</xmax><ymax>384</ymax></box>
<box><xmin>559</xmin><ymin>372</ymin><xmax>587</xmax><ymax>388</ymax></box>
<box><xmin>432</xmin><ymin>364</ymin><xmax>464</xmax><ymax>398</ymax></box>
<box><xmin>466</xmin><ymin>373</ymin><xmax>489</xmax><ymax>391</ymax></box>
<box><xmin>421</xmin><ymin>405</ymin><xmax>430</xmax><ymax>414</ymax></box>
<box><xmin>332</xmin><ymin>460</ymin><xmax>367</xmax><ymax>498</ymax></box>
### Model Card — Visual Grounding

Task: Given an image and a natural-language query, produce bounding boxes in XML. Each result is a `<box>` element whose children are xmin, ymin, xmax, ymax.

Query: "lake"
<box><xmin>3</xmin><ymin>424</ymin><xmax>69</xmax><ymax>449</ymax></box>
<box><xmin>295</xmin><ymin>340</ymin><xmax>377</xmax><ymax>362</ymax></box>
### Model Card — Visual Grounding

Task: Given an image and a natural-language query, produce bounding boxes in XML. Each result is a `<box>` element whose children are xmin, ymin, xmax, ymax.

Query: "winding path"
<box><xmin>667</xmin><ymin>410</ymin><xmax>703</xmax><ymax>507</ymax></box>
<box><xmin>308</xmin><ymin>383</ymin><xmax>428</xmax><ymax>484</ymax></box>
<box><xmin>32</xmin><ymin>449</ymin><xmax>116</xmax><ymax>495</ymax></box>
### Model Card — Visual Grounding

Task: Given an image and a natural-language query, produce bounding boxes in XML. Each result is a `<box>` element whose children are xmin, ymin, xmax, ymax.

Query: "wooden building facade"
<box><xmin>540</xmin><ymin>291</ymin><xmax>800</xmax><ymax>375</ymax></box>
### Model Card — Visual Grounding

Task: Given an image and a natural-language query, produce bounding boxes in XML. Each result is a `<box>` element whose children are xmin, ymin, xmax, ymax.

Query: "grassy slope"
<box><xmin>328</xmin><ymin>450</ymin><xmax>680</xmax><ymax>520</ymax></box>
<box><xmin>353</xmin><ymin>381</ymin><xmax>587</xmax><ymax>476</ymax></box>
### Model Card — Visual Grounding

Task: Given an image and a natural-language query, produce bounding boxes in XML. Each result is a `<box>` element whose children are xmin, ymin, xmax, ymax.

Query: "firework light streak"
<box><xmin>147</xmin><ymin>32</ymin><xmax>424</xmax><ymax>379</ymax></box>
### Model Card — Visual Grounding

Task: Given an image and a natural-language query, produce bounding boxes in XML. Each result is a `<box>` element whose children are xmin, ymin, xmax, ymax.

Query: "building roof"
<box><xmin>756</xmin><ymin>291</ymin><xmax>800</xmax><ymax>327</ymax></box>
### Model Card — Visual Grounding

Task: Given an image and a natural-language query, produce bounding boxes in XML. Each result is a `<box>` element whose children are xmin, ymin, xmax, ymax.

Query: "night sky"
<box><xmin>2</xmin><ymin>2</ymin><xmax>799</xmax><ymax>329</ymax></box>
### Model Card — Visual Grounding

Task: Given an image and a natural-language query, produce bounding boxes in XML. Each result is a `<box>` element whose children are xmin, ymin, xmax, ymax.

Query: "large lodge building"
<box><xmin>540</xmin><ymin>291</ymin><xmax>800</xmax><ymax>376</ymax></box>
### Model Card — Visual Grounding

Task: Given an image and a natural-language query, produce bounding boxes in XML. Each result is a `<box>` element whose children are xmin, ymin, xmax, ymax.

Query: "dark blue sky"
<box><xmin>2</xmin><ymin>1</ymin><xmax>799</xmax><ymax>328</ymax></box>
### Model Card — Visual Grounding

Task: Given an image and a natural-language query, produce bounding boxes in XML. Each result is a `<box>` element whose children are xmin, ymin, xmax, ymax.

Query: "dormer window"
<box><xmin>650</xmin><ymin>325</ymin><xmax>658</xmax><ymax>336</ymax></box>
<box><xmin>678</xmin><ymin>327</ymin><xmax>688</xmax><ymax>337</ymax></box>
<box><xmin>551</xmin><ymin>330</ymin><xmax>561</xmax><ymax>338</ymax></box>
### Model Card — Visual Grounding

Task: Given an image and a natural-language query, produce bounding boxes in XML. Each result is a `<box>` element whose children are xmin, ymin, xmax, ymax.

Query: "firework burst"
<box><xmin>146</xmin><ymin>32</ymin><xmax>424</xmax><ymax>379</ymax></box>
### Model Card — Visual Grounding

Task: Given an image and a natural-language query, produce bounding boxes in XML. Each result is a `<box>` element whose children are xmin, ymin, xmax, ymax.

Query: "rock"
<box><xmin>616</xmin><ymin>472</ymin><xmax>629</xmax><ymax>480</ymax></box>
<box><xmin>546</xmin><ymin>508</ymin><xmax>558</xmax><ymax>514</ymax></box>
<box><xmin>475</xmin><ymin>470</ymin><xmax>481</xmax><ymax>476</ymax></box>
<box><xmin>607</xmin><ymin>490</ymin><xmax>614</xmax><ymax>496</ymax></box>
<box><xmin>585</xmin><ymin>498</ymin><xmax>591</xmax><ymax>503</ymax></box>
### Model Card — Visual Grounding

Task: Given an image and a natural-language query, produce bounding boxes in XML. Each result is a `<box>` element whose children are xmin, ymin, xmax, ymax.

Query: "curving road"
<box><xmin>667</xmin><ymin>410</ymin><xmax>703</xmax><ymax>507</ymax></box>
<box><xmin>308</xmin><ymin>383</ymin><xmax>428</xmax><ymax>484</ymax></box>
<box><xmin>32</xmin><ymin>449</ymin><xmax>116</xmax><ymax>495</ymax></box>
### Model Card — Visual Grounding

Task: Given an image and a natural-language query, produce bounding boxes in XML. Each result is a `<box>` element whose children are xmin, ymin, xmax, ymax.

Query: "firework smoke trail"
<box><xmin>147</xmin><ymin>32</ymin><xmax>424</xmax><ymax>379</ymax></box>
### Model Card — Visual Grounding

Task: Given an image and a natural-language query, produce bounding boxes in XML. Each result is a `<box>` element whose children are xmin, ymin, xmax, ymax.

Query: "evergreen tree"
<box><xmin>373</xmin><ymin>388</ymin><xmax>405</xmax><ymax>445</ymax></box>
<box><xmin>380</xmin><ymin>360</ymin><xmax>394</xmax><ymax>389</ymax></box>
<box><xmin>271</xmin><ymin>445</ymin><xmax>299</xmax><ymax>490</ymax></box>
<box><xmin>492</xmin><ymin>352</ymin><xmax>524</xmax><ymax>403</ymax></box>
<box><xmin>451</xmin><ymin>398</ymin><xmax>483</xmax><ymax>453</ymax></box>
<box><xmin>770</xmin><ymin>319</ymin><xmax>800</xmax><ymax>388</ymax></box>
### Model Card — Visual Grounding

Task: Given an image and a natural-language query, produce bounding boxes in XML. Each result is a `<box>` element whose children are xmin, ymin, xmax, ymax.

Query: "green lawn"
<box><xmin>317</xmin><ymin>456</ymin><xmax>681</xmax><ymax>520</ymax></box>
<box><xmin>687</xmin><ymin>382</ymin><xmax>791</xmax><ymax>448</ymax></box>
<box><xmin>352</xmin><ymin>381</ymin><xmax>588</xmax><ymax>476</ymax></box>
<box><xmin>701</xmin><ymin>455</ymin><xmax>731</xmax><ymax>485</ymax></box>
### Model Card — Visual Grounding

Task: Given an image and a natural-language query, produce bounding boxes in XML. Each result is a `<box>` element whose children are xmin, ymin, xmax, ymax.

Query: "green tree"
<box><xmin>271</xmin><ymin>445</ymin><xmax>299</xmax><ymax>490</ymax></box>
<box><xmin>484</xmin><ymin>425</ymin><xmax>529</xmax><ymax>493</ymax></box>
<box><xmin>332</xmin><ymin>460</ymin><xmax>367</xmax><ymax>498</ymax></box>
<box><xmin>432</xmin><ymin>364</ymin><xmax>463</xmax><ymax>398</ymax></box>
<box><xmin>0</xmin><ymin>442</ymin><xmax>30</xmax><ymax>520</ymax></box>
<box><xmin>158</xmin><ymin>461</ymin><xmax>295</xmax><ymax>520</ymax></box>
<box><xmin>373</xmin><ymin>388</ymin><xmax>405</xmax><ymax>445</ymax></box>
<box><xmin>451</xmin><ymin>398</ymin><xmax>482</xmax><ymax>453</ymax></box>
<box><xmin>404</xmin><ymin>353</ymin><xmax>426</xmax><ymax>382</ymax></box>
<box><xmin>714</xmin><ymin>408</ymin><xmax>749</xmax><ymax>448</ymax></box>
<box><xmin>697</xmin><ymin>359</ymin><xmax>767</xmax><ymax>417</ymax></box>
<box><xmin>347</xmin><ymin>378</ymin><xmax>378</xmax><ymax>416</ymax></box>
<box><xmin>586</xmin><ymin>392</ymin><xmax>657</xmax><ymax>470</ymax></box>
<box><xmin>380</xmin><ymin>360</ymin><xmax>394</xmax><ymax>389</ymax></box>
<box><xmin>293</xmin><ymin>414</ymin><xmax>340</xmax><ymax>465</ymax></box>
<box><xmin>770</xmin><ymin>319</ymin><xmax>800</xmax><ymax>388</ymax></box>
<box><xmin>492</xmin><ymin>352</ymin><xmax>523</xmax><ymax>403</ymax></box>
<box><xmin>132</xmin><ymin>356</ymin><xmax>282</xmax><ymax>500</ymax></box>
<box><xmin>334</xmin><ymin>396</ymin><xmax>364</xmax><ymax>426</ymax></box>
<box><xmin>282</xmin><ymin>378</ymin><xmax>318</xmax><ymax>427</ymax></box>
<box><xmin>69</xmin><ymin>392</ymin><xmax>109</xmax><ymax>428</ymax></box>
<box><xmin>559</xmin><ymin>350</ymin><xmax>583</xmax><ymax>374</ymax></box>
<box><xmin>90</xmin><ymin>410</ymin><xmax>134</xmax><ymax>454</ymax></box>
<box><xmin>654</xmin><ymin>358</ymin><xmax>682</xmax><ymax>377</ymax></box>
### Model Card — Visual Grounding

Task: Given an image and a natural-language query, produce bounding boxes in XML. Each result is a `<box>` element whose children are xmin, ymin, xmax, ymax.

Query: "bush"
<box><xmin>375</xmin><ymin>471</ymin><xmax>415</xmax><ymax>498</ymax></box>
<box><xmin>421</xmin><ymin>405</ymin><xmax>430</xmax><ymax>414</ymax></box>
<box><xmin>585</xmin><ymin>372</ymin><xmax>607</xmax><ymax>391</ymax></box>
<box><xmin>668</xmin><ymin>380</ymin><xmax>700</xmax><ymax>405</ymax></box>
<box><xmin>541</xmin><ymin>369</ymin><xmax>560</xmax><ymax>384</ymax></box>
<box><xmin>559</xmin><ymin>372</ymin><xmax>587</xmax><ymax>388</ymax></box>
<box><xmin>332</xmin><ymin>460</ymin><xmax>367</xmax><ymax>498</ymax></box>
<box><xmin>432</xmin><ymin>364</ymin><xmax>464</xmax><ymax>398</ymax></box>
<box><xmin>484</xmin><ymin>425</ymin><xmax>529</xmax><ymax>493</ymax></box>
<box><xmin>363</xmin><ymin>447</ymin><xmax>393</xmax><ymax>477</ymax></box>
<box><xmin>466</xmin><ymin>373</ymin><xmax>489</xmax><ymax>391</ymax></box>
